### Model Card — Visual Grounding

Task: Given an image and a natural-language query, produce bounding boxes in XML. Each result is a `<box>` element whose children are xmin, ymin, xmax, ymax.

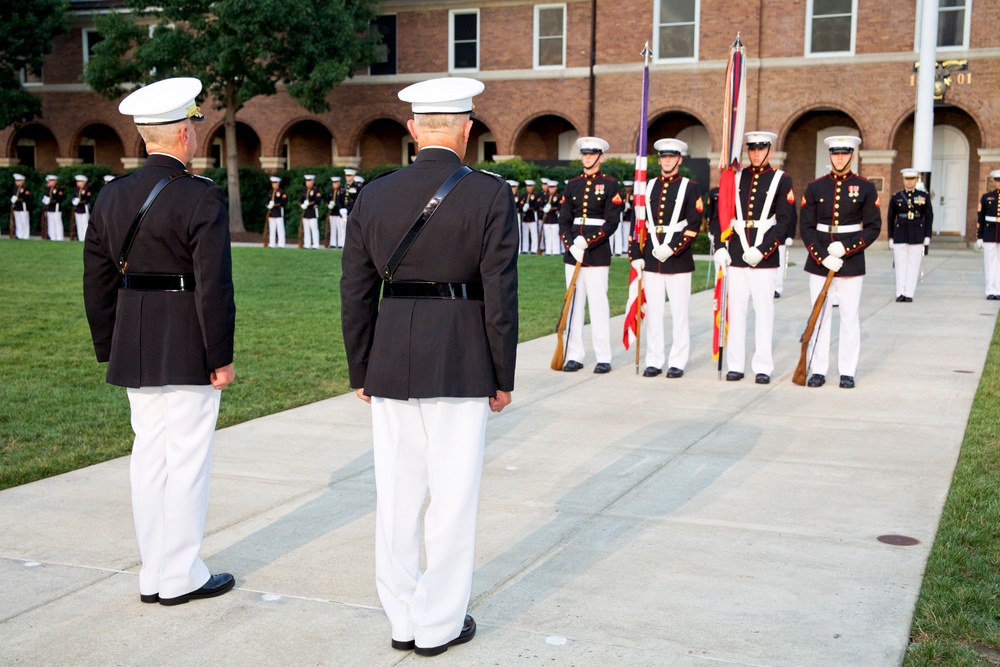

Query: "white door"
<box><xmin>930</xmin><ymin>125</ymin><xmax>969</xmax><ymax>235</ymax></box>
<box><xmin>815</xmin><ymin>126</ymin><xmax>859</xmax><ymax>177</ymax></box>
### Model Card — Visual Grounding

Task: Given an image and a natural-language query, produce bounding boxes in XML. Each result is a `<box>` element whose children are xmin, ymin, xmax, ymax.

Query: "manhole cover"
<box><xmin>877</xmin><ymin>534</ymin><xmax>920</xmax><ymax>546</ymax></box>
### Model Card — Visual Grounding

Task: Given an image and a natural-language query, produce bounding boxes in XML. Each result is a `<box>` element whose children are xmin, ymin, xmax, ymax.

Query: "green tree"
<box><xmin>0</xmin><ymin>1</ymin><xmax>67</xmax><ymax>128</ymax></box>
<box><xmin>85</xmin><ymin>0</ymin><xmax>381</xmax><ymax>233</ymax></box>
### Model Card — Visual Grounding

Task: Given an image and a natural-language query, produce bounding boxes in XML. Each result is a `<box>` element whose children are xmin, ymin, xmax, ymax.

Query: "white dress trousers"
<box><xmin>303</xmin><ymin>217</ymin><xmax>320</xmax><ymax>248</ymax></box>
<box><xmin>329</xmin><ymin>215</ymin><xmax>347</xmax><ymax>248</ymax></box>
<box><xmin>521</xmin><ymin>221</ymin><xmax>538</xmax><ymax>253</ymax></box>
<box><xmin>543</xmin><ymin>225</ymin><xmax>561</xmax><ymax>255</ymax></box>
<box><xmin>893</xmin><ymin>243</ymin><xmax>924</xmax><ymax>298</ymax></box>
<box><xmin>775</xmin><ymin>245</ymin><xmax>787</xmax><ymax>295</ymax></box>
<box><xmin>269</xmin><ymin>214</ymin><xmax>286</xmax><ymax>248</ymax></box>
<box><xmin>46</xmin><ymin>211</ymin><xmax>64</xmax><ymax>240</ymax></box>
<box><xmin>807</xmin><ymin>273</ymin><xmax>864</xmax><ymax>378</ymax></box>
<box><xmin>726</xmin><ymin>267</ymin><xmax>776</xmax><ymax>375</ymax></box>
<box><xmin>984</xmin><ymin>242</ymin><xmax>1000</xmax><ymax>296</ymax></box>
<box><xmin>13</xmin><ymin>210</ymin><xmax>30</xmax><ymax>239</ymax></box>
<box><xmin>126</xmin><ymin>384</ymin><xmax>220</xmax><ymax>599</ymax></box>
<box><xmin>642</xmin><ymin>271</ymin><xmax>691</xmax><ymax>371</ymax></box>
<box><xmin>564</xmin><ymin>264</ymin><xmax>612</xmax><ymax>364</ymax></box>
<box><xmin>371</xmin><ymin>396</ymin><xmax>489</xmax><ymax>649</ymax></box>
<box><xmin>75</xmin><ymin>212</ymin><xmax>89</xmax><ymax>242</ymax></box>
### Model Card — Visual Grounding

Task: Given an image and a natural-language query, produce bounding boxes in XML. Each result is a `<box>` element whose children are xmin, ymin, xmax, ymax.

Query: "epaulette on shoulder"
<box><xmin>568</xmin><ymin>174</ymin><xmax>587</xmax><ymax>183</ymax></box>
<box><xmin>189</xmin><ymin>172</ymin><xmax>215</xmax><ymax>185</ymax></box>
<box><xmin>474</xmin><ymin>168</ymin><xmax>504</xmax><ymax>181</ymax></box>
<box><xmin>370</xmin><ymin>168</ymin><xmax>399</xmax><ymax>182</ymax></box>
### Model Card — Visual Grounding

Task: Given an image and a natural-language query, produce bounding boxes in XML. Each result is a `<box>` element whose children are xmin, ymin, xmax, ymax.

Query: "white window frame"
<box><xmin>19</xmin><ymin>66</ymin><xmax>43</xmax><ymax>86</ymax></box>
<box><xmin>914</xmin><ymin>0</ymin><xmax>972</xmax><ymax>51</ymax></box>
<box><xmin>533</xmin><ymin>4</ymin><xmax>566</xmax><ymax>70</ymax></box>
<box><xmin>448</xmin><ymin>9</ymin><xmax>479</xmax><ymax>73</ymax></box>
<box><xmin>805</xmin><ymin>0</ymin><xmax>857</xmax><ymax>57</ymax></box>
<box><xmin>652</xmin><ymin>0</ymin><xmax>700</xmax><ymax>63</ymax></box>
<box><xmin>82</xmin><ymin>28</ymin><xmax>101</xmax><ymax>66</ymax></box>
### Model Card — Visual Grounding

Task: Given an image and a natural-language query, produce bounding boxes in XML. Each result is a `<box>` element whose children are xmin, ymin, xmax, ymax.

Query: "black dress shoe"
<box><xmin>807</xmin><ymin>374</ymin><xmax>825</xmax><ymax>388</ymax></box>
<box><xmin>839</xmin><ymin>375</ymin><xmax>855</xmax><ymax>389</ymax></box>
<box><xmin>904</xmin><ymin>296</ymin><xmax>913</xmax><ymax>302</ymax></box>
<box><xmin>773</xmin><ymin>291</ymin><xmax>781</xmax><ymax>298</ymax></box>
<box><xmin>896</xmin><ymin>295</ymin><xmax>906</xmax><ymax>302</ymax></box>
<box><xmin>140</xmin><ymin>593</ymin><xmax>159</xmax><ymax>603</ymax></box>
<box><xmin>391</xmin><ymin>639</ymin><xmax>416</xmax><ymax>651</ymax></box>
<box><xmin>562</xmin><ymin>360</ymin><xmax>583</xmax><ymax>372</ymax></box>
<box><xmin>414</xmin><ymin>615</ymin><xmax>477</xmax><ymax>657</ymax></box>
<box><xmin>642</xmin><ymin>366</ymin><xmax>661</xmax><ymax>377</ymax></box>
<box><xmin>594</xmin><ymin>362</ymin><xmax>611</xmax><ymax>374</ymax></box>
<box><xmin>666</xmin><ymin>367</ymin><xmax>684</xmax><ymax>378</ymax></box>
<box><xmin>755</xmin><ymin>374</ymin><xmax>770</xmax><ymax>385</ymax></box>
<box><xmin>725</xmin><ymin>371</ymin><xmax>744</xmax><ymax>381</ymax></box>
<box><xmin>987</xmin><ymin>295</ymin><xmax>995</xmax><ymax>301</ymax></box>
<box><xmin>159</xmin><ymin>573</ymin><xmax>235</xmax><ymax>606</ymax></box>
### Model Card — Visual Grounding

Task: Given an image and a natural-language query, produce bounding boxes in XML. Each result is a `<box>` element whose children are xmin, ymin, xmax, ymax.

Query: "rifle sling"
<box><xmin>117</xmin><ymin>171</ymin><xmax>190</xmax><ymax>274</ymax></box>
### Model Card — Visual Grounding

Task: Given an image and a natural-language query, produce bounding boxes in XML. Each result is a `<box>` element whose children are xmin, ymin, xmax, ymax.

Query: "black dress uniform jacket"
<box><xmin>517</xmin><ymin>191</ymin><xmax>543</xmax><ymax>222</ymax></box>
<box><xmin>74</xmin><ymin>185</ymin><xmax>93</xmax><ymax>214</ymax></box>
<box><xmin>710</xmin><ymin>166</ymin><xmax>795</xmax><ymax>269</ymax></box>
<box><xmin>9</xmin><ymin>185</ymin><xmax>30</xmax><ymax>211</ymax></box>
<box><xmin>977</xmin><ymin>189</ymin><xmax>1000</xmax><ymax>243</ymax></box>
<box><xmin>558</xmin><ymin>172</ymin><xmax>623</xmax><ymax>267</ymax></box>
<box><xmin>83</xmin><ymin>154</ymin><xmax>236</xmax><ymax>388</ymax></box>
<box><xmin>340</xmin><ymin>148</ymin><xmax>519</xmax><ymax>401</ymax></box>
<box><xmin>799</xmin><ymin>171</ymin><xmax>882</xmax><ymax>277</ymax></box>
<box><xmin>628</xmin><ymin>173</ymin><xmax>703</xmax><ymax>274</ymax></box>
<box><xmin>267</xmin><ymin>188</ymin><xmax>286</xmax><ymax>218</ymax></box>
<box><xmin>44</xmin><ymin>184</ymin><xmax>65</xmax><ymax>212</ymax></box>
<box><xmin>887</xmin><ymin>188</ymin><xmax>933</xmax><ymax>244</ymax></box>
<box><xmin>301</xmin><ymin>186</ymin><xmax>322</xmax><ymax>218</ymax></box>
<box><xmin>344</xmin><ymin>180</ymin><xmax>362</xmax><ymax>215</ymax></box>
<box><xmin>543</xmin><ymin>192</ymin><xmax>560</xmax><ymax>225</ymax></box>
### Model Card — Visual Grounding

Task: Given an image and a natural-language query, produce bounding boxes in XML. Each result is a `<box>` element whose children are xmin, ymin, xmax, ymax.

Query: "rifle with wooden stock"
<box><xmin>792</xmin><ymin>270</ymin><xmax>836</xmax><ymax>386</ymax></box>
<box><xmin>551</xmin><ymin>261</ymin><xmax>582</xmax><ymax>371</ymax></box>
<box><xmin>297</xmin><ymin>209</ymin><xmax>304</xmax><ymax>248</ymax></box>
<box><xmin>262</xmin><ymin>209</ymin><xmax>270</xmax><ymax>247</ymax></box>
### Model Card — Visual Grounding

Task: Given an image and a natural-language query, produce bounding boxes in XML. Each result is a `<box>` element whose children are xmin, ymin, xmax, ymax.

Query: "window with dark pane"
<box><xmin>810</xmin><ymin>0</ymin><xmax>853</xmax><ymax>53</ymax></box>
<box><xmin>937</xmin><ymin>0</ymin><xmax>966</xmax><ymax>48</ymax></box>
<box><xmin>657</xmin><ymin>0</ymin><xmax>696</xmax><ymax>59</ymax></box>
<box><xmin>453</xmin><ymin>12</ymin><xmax>477</xmax><ymax>69</ymax></box>
<box><xmin>537</xmin><ymin>6</ymin><xmax>564</xmax><ymax>67</ymax></box>
<box><xmin>370</xmin><ymin>15</ymin><xmax>397</xmax><ymax>76</ymax></box>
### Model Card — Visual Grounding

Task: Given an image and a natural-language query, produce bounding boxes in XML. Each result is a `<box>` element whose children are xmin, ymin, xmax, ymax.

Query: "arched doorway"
<box><xmin>514</xmin><ymin>115</ymin><xmax>577</xmax><ymax>163</ymax></box>
<box><xmin>648</xmin><ymin>112</ymin><xmax>710</xmax><ymax>186</ymax></box>
<box><xmin>357</xmin><ymin>118</ymin><xmax>409</xmax><ymax>167</ymax></box>
<box><xmin>469</xmin><ymin>119</ymin><xmax>495</xmax><ymax>163</ymax></box>
<box><xmin>208</xmin><ymin>122</ymin><xmax>262</xmax><ymax>169</ymax></box>
<box><xmin>783</xmin><ymin>109</ymin><xmax>860</xmax><ymax>198</ymax></box>
<box><xmin>280</xmin><ymin>120</ymin><xmax>334</xmax><ymax>168</ymax></box>
<box><xmin>8</xmin><ymin>124</ymin><xmax>59</xmax><ymax>170</ymax></box>
<box><xmin>74</xmin><ymin>123</ymin><xmax>125</xmax><ymax>169</ymax></box>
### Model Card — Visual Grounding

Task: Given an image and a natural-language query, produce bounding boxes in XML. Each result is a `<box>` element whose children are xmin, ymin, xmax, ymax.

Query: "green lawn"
<box><xmin>0</xmin><ymin>240</ymin><xmax>707</xmax><ymax>490</ymax></box>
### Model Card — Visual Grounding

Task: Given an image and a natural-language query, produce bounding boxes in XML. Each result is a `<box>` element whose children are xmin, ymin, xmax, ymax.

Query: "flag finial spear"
<box><xmin>641</xmin><ymin>41</ymin><xmax>651</xmax><ymax>58</ymax></box>
<box><xmin>733</xmin><ymin>33</ymin><xmax>743</xmax><ymax>48</ymax></box>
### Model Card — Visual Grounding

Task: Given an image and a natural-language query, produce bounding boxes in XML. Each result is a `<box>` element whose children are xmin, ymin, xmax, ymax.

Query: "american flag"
<box><xmin>623</xmin><ymin>43</ymin><xmax>651</xmax><ymax>352</ymax></box>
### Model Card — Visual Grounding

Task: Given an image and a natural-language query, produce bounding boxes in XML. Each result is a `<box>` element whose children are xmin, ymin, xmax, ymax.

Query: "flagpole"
<box><xmin>623</xmin><ymin>42</ymin><xmax>651</xmax><ymax>370</ymax></box>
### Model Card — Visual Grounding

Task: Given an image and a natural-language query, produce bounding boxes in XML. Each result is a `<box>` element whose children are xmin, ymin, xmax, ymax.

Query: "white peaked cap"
<box><xmin>45</xmin><ymin>174</ymin><xmax>58</xmax><ymax>181</ymax></box>
<box><xmin>344</xmin><ymin>168</ymin><xmax>357</xmax><ymax>175</ymax></box>
<box><xmin>576</xmin><ymin>136</ymin><xmax>609</xmax><ymax>153</ymax></box>
<box><xmin>825</xmin><ymin>135</ymin><xmax>862</xmax><ymax>151</ymax></box>
<box><xmin>506</xmin><ymin>179</ymin><xmax>519</xmax><ymax>187</ymax></box>
<box><xmin>74</xmin><ymin>174</ymin><xmax>88</xmax><ymax>182</ymax></box>
<box><xmin>304</xmin><ymin>174</ymin><xmax>315</xmax><ymax>180</ymax></box>
<box><xmin>355</xmin><ymin>176</ymin><xmax>364</xmax><ymax>183</ymax></box>
<box><xmin>900</xmin><ymin>167</ymin><xmax>919</xmax><ymax>178</ymax></box>
<box><xmin>398</xmin><ymin>77</ymin><xmax>484</xmax><ymax>114</ymax></box>
<box><xmin>624</xmin><ymin>180</ymin><xmax>634</xmax><ymax>186</ymax></box>
<box><xmin>654</xmin><ymin>138</ymin><xmax>687</xmax><ymax>156</ymax></box>
<box><xmin>103</xmin><ymin>175</ymin><xmax>116</xmax><ymax>182</ymax></box>
<box><xmin>331</xmin><ymin>176</ymin><xmax>341</xmax><ymax>182</ymax></box>
<box><xmin>119</xmin><ymin>77</ymin><xmax>205</xmax><ymax>125</ymax></box>
<box><xmin>744</xmin><ymin>131</ymin><xmax>777</xmax><ymax>145</ymax></box>
<box><xmin>525</xmin><ymin>179</ymin><xmax>535</xmax><ymax>185</ymax></box>
<box><xmin>991</xmin><ymin>170</ymin><xmax>1000</xmax><ymax>179</ymax></box>
<box><xmin>270</xmin><ymin>176</ymin><xmax>282</xmax><ymax>183</ymax></box>
<box><xmin>13</xmin><ymin>173</ymin><xmax>25</xmax><ymax>180</ymax></box>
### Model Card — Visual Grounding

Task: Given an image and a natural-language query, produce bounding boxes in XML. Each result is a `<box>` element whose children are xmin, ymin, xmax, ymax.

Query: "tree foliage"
<box><xmin>0</xmin><ymin>0</ymin><xmax>68</xmax><ymax>128</ymax></box>
<box><xmin>84</xmin><ymin>0</ymin><xmax>382</xmax><ymax>231</ymax></box>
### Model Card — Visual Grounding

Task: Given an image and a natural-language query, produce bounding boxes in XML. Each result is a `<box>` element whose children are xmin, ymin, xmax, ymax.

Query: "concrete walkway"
<box><xmin>1</xmin><ymin>247</ymin><xmax>994</xmax><ymax>666</ymax></box>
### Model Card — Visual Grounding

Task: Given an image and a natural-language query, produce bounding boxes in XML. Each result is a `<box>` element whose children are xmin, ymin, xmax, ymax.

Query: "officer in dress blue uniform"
<box><xmin>83</xmin><ymin>77</ymin><xmax>236</xmax><ymax>606</ymax></box>
<box><xmin>629</xmin><ymin>138</ymin><xmax>702</xmax><ymax>378</ymax></box>
<box><xmin>299</xmin><ymin>175</ymin><xmax>322</xmax><ymax>248</ymax></box>
<box><xmin>10</xmin><ymin>173</ymin><xmax>31</xmax><ymax>239</ymax></box>
<box><xmin>341</xmin><ymin>77</ymin><xmax>517</xmax><ymax>657</ymax></box>
<box><xmin>517</xmin><ymin>179</ymin><xmax>542</xmax><ymax>254</ymax></box>
<box><xmin>799</xmin><ymin>135</ymin><xmax>882</xmax><ymax>388</ymax></box>
<box><xmin>559</xmin><ymin>136</ymin><xmax>623</xmax><ymax>373</ymax></box>
<box><xmin>71</xmin><ymin>175</ymin><xmax>93</xmax><ymax>242</ymax></box>
<box><xmin>887</xmin><ymin>167</ymin><xmax>934</xmax><ymax>302</ymax></box>
<box><xmin>327</xmin><ymin>176</ymin><xmax>346</xmax><ymax>248</ymax></box>
<box><xmin>711</xmin><ymin>131</ymin><xmax>796</xmax><ymax>384</ymax></box>
<box><xmin>265</xmin><ymin>175</ymin><xmax>287</xmax><ymax>247</ymax></box>
<box><xmin>42</xmin><ymin>175</ymin><xmax>66</xmax><ymax>240</ymax></box>
<box><xmin>976</xmin><ymin>170</ymin><xmax>1000</xmax><ymax>299</ymax></box>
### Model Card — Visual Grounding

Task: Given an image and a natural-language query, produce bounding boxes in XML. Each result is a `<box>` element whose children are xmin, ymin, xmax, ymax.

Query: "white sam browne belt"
<box><xmin>817</xmin><ymin>223</ymin><xmax>862</xmax><ymax>233</ymax></box>
<box><xmin>985</xmin><ymin>216</ymin><xmax>998</xmax><ymax>222</ymax></box>
<box><xmin>573</xmin><ymin>217</ymin><xmax>605</xmax><ymax>226</ymax></box>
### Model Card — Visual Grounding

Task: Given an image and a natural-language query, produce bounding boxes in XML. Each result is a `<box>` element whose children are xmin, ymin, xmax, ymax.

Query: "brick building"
<box><xmin>2</xmin><ymin>0</ymin><xmax>998</xmax><ymax>239</ymax></box>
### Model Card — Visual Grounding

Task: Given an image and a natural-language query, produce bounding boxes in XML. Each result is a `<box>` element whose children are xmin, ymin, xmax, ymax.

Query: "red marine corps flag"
<box><xmin>623</xmin><ymin>42</ymin><xmax>652</xmax><ymax>374</ymax></box>
<box><xmin>712</xmin><ymin>34</ymin><xmax>747</xmax><ymax>378</ymax></box>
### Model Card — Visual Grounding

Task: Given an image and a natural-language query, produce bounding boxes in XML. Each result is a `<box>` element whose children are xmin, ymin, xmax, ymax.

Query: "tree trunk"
<box><xmin>224</xmin><ymin>81</ymin><xmax>245</xmax><ymax>233</ymax></box>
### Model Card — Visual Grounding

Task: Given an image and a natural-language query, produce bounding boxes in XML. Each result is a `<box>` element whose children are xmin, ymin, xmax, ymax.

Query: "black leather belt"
<box><xmin>382</xmin><ymin>281</ymin><xmax>484</xmax><ymax>300</ymax></box>
<box><xmin>121</xmin><ymin>273</ymin><xmax>196</xmax><ymax>292</ymax></box>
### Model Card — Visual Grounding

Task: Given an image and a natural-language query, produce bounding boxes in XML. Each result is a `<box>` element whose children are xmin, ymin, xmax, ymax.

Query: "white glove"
<box><xmin>522</xmin><ymin>203</ymin><xmax>529</xmax><ymax>213</ymax></box>
<box><xmin>923</xmin><ymin>237</ymin><xmax>930</xmax><ymax>246</ymax></box>
<box><xmin>340</xmin><ymin>208</ymin><xmax>348</xmax><ymax>219</ymax></box>
<box><xmin>827</xmin><ymin>241</ymin><xmax>846</xmax><ymax>258</ymax></box>
<box><xmin>976</xmin><ymin>238</ymin><xmax>984</xmax><ymax>250</ymax></box>
<box><xmin>888</xmin><ymin>239</ymin><xmax>894</xmax><ymax>249</ymax></box>
<box><xmin>631</xmin><ymin>259</ymin><xmax>645</xmax><ymax>271</ymax></box>
<box><xmin>743</xmin><ymin>247</ymin><xmax>764</xmax><ymax>267</ymax></box>
<box><xmin>72</xmin><ymin>197</ymin><xmax>80</xmax><ymax>206</ymax></box>
<box><xmin>822</xmin><ymin>255</ymin><xmax>844</xmax><ymax>272</ymax></box>
<box><xmin>42</xmin><ymin>196</ymin><xmax>50</xmax><ymax>205</ymax></box>
<box><xmin>714</xmin><ymin>247</ymin><xmax>732</xmax><ymax>267</ymax></box>
<box><xmin>300</xmin><ymin>202</ymin><xmax>308</xmax><ymax>210</ymax></box>
<box><xmin>328</xmin><ymin>201</ymin><xmax>334</xmax><ymax>209</ymax></box>
<box><xmin>569</xmin><ymin>245</ymin><xmax>585</xmax><ymax>263</ymax></box>
<box><xmin>573</xmin><ymin>235</ymin><xmax>588</xmax><ymax>250</ymax></box>
<box><xmin>9</xmin><ymin>195</ymin><xmax>16</xmax><ymax>204</ymax></box>
<box><xmin>651</xmin><ymin>244</ymin><xmax>674</xmax><ymax>262</ymax></box>
<box><xmin>784</xmin><ymin>237</ymin><xmax>793</xmax><ymax>247</ymax></box>
<box><xmin>543</xmin><ymin>204</ymin><xmax>551</xmax><ymax>213</ymax></box>
<box><xmin>267</xmin><ymin>201</ymin><xmax>274</xmax><ymax>209</ymax></box>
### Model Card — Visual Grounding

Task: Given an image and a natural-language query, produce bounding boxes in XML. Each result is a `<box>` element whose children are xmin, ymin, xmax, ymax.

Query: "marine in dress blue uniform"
<box><xmin>799</xmin><ymin>135</ymin><xmax>882</xmax><ymax>388</ymax></box>
<box><xmin>71</xmin><ymin>175</ymin><xmax>93</xmax><ymax>242</ymax></box>
<box><xmin>558</xmin><ymin>136</ymin><xmax>623</xmax><ymax>373</ymax></box>
<box><xmin>887</xmin><ymin>167</ymin><xmax>934</xmax><ymax>301</ymax></box>
<box><xmin>629</xmin><ymin>138</ymin><xmax>702</xmax><ymax>378</ymax></box>
<box><xmin>977</xmin><ymin>170</ymin><xmax>1000</xmax><ymax>298</ymax></box>
<box><xmin>517</xmin><ymin>179</ymin><xmax>543</xmax><ymax>253</ymax></box>
<box><xmin>10</xmin><ymin>173</ymin><xmax>31</xmax><ymax>239</ymax></box>
<box><xmin>265</xmin><ymin>175</ymin><xmax>287</xmax><ymax>247</ymax></box>
<box><xmin>341</xmin><ymin>77</ymin><xmax>517</xmax><ymax>657</ymax></box>
<box><xmin>42</xmin><ymin>175</ymin><xmax>66</xmax><ymax>240</ymax></box>
<box><xmin>83</xmin><ymin>77</ymin><xmax>236</xmax><ymax>605</ymax></box>
<box><xmin>299</xmin><ymin>175</ymin><xmax>322</xmax><ymax>248</ymax></box>
<box><xmin>710</xmin><ymin>131</ymin><xmax>796</xmax><ymax>383</ymax></box>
